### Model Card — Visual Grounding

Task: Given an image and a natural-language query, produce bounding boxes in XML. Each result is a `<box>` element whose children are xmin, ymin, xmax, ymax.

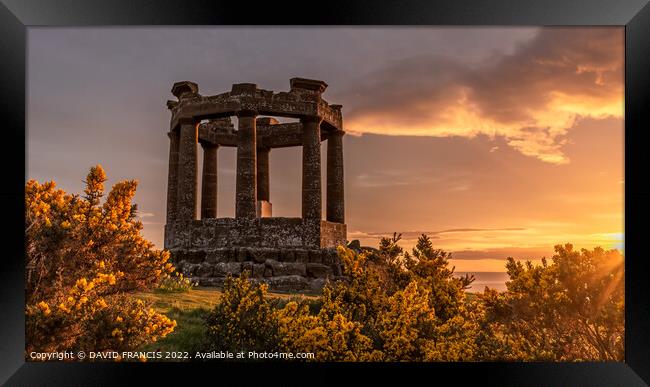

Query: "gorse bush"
<box><xmin>481</xmin><ymin>244</ymin><xmax>624</xmax><ymax>361</ymax></box>
<box><xmin>203</xmin><ymin>273</ymin><xmax>282</xmax><ymax>354</ymax></box>
<box><xmin>202</xmin><ymin>234</ymin><xmax>624</xmax><ymax>361</ymax></box>
<box><xmin>157</xmin><ymin>271</ymin><xmax>197</xmax><ymax>293</ymax></box>
<box><xmin>25</xmin><ymin>165</ymin><xmax>177</xmax><ymax>356</ymax></box>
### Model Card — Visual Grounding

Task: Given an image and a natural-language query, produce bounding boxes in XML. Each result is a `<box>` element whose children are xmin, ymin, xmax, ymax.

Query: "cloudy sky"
<box><xmin>27</xmin><ymin>27</ymin><xmax>624</xmax><ymax>272</ymax></box>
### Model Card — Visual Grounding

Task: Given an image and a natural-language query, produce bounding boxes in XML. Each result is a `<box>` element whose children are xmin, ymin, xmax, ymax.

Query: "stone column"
<box><xmin>176</xmin><ymin>119</ymin><xmax>199</xmax><ymax>220</ymax></box>
<box><xmin>201</xmin><ymin>143</ymin><xmax>218</xmax><ymax>219</ymax></box>
<box><xmin>235</xmin><ymin>110</ymin><xmax>257</xmax><ymax>218</ymax></box>
<box><xmin>257</xmin><ymin>147</ymin><xmax>271</xmax><ymax>202</ymax></box>
<box><xmin>301</xmin><ymin>116</ymin><xmax>322</xmax><ymax>220</ymax></box>
<box><xmin>327</xmin><ymin>130</ymin><xmax>345</xmax><ymax>223</ymax></box>
<box><xmin>165</xmin><ymin>130</ymin><xmax>180</xmax><ymax>224</ymax></box>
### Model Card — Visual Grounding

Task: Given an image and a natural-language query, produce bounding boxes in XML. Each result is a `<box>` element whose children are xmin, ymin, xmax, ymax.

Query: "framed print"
<box><xmin>1</xmin><ymin>0</ymin><xmax>649</xmax><ymax>385</ymax></box>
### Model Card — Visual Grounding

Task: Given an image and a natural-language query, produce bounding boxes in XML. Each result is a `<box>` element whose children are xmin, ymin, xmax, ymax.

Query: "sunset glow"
<box><xmin>27</xmin><ymin>27</ymin><xmax>624</xmax><ymax>274</ymax></box>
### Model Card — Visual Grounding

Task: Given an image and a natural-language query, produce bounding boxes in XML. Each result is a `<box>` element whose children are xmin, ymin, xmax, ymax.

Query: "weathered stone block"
<box><xmin>278</xmin><ymin>249</ymin><xmax>296</xmax><ymax>262</ymax></box>
<box><xmin>309</xmin><ymin>278</ymin><xmax>327</xmax><ymax>293</ymax></box>
<box><xmin>175</xmin><ymin>260</ymin><xmax>186</xmax><ymax>273</ymax></box>
<box><xmin>174</xmin><ymin>250</ymin><xmax>206</xmax><ymax>264</ymax></box>
<box><xmin>295</xmin><ymin>250</ymin><xmax>310</xmax><ymax>263</ymax></box>
<box><xmin>182</xmin><ymin>263</ymin><xmax>200</xmax><ymax>276</ymax></box>
<box><xmin>322</xmin><ymin>248</ymin><xmax>338</xmax><ymax>266</ymax></box>
<box><xmin>249</xmin><ymin>248</ymin><xmax>278</xmax><ymax>263</ymax></box>
<box><xmin>308</xmin><ymin>250</ymin><xmax>323</xmax><ymax>263</ymax></box>
<box><xmin>213</xmin><ymin>262</ymin><xmax>242</xmax><ymax>276</ymax></box>
<box><xmin>265</xmin><ymin>260</ymin><xmax>307</xmax><ymax>277</ymax></box>
<box><xmin>265</xmin><ymin>275</ymin><xmax>309</xmax><ymax>292</ymax></box>
<box><xmin>197</xmin><ymin>263</ymin><xmax>214</xmax><ymax>277</ymax></box>
<box><xmin>253</xmin><ymin>263</ymin><xmax>265</xmax><ymax>278</ymax></box>
<box><xmin>332</xmin><ymin>262</ymin><xmax>343</xmax><ymax>277</ymax></box>
<box><xmin>196</xmin><ymin>277</ymin><xmax>226</xmax><ymax>287</ymax></box>
<box><xmin>306</xmin><ymin>263</ymin><xmax>332</xmax><ymax>278</ymax></box>
<box><xmin>206</xmin><ymin>248</ymin><xmax>231</xmax><ymax>263</ymax></box>
<box><xmin>236</xmin><ymin>248</ymin><xmax>248</xmax><ymax>262</ymax></box>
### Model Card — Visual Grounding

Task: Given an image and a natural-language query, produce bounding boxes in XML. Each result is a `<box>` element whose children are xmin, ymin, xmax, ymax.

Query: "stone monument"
<box><xmin>164</xmin><ymin>78</ymin><xmax>347</xmax><ymax>292</ymax></box>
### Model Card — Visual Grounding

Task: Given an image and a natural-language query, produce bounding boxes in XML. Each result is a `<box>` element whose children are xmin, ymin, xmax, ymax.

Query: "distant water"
<box><xmin>455</xmin><ymin>272</ymin><xmax>509</xmax><ymax>292</ymax></box>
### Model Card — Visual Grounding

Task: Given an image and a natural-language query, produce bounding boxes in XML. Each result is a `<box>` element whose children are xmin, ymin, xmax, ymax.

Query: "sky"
<box><xmin>26</xmin><ymin>27</ymin><xmax>624</xmax><ymax>273</ymax></box>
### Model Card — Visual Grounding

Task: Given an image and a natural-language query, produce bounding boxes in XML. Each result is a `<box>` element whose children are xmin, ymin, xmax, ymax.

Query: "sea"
<box><xmin>455</xmin><ymin>272</ymin><xmax>510</xmax><ymax>292</ymax></box>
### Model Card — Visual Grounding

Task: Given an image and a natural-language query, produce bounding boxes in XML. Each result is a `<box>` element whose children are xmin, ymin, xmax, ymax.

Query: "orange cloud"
<box><xmin>339</xmin><ymin>28</ymin><xmax>623</xmax><ymax>164</ymax></box>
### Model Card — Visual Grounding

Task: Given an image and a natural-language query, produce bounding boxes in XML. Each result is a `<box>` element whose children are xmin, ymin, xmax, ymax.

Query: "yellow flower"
<box><xmin>36</xmin><ymin>301</ymin><xmax>51</xmax><ymax>315</ymax></box>
<box><xmin>57</xmin><ymin>303</ymin><xmax>70</xmax><ymax>313</ymax></box>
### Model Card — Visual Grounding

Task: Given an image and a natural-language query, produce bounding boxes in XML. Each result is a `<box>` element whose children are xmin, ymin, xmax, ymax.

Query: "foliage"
<box><xmin>376</xmin><ymin>281</ymin><xmax>436</xmax><ymax>360</ymax></box>
<box><xmin>156</xmin><ymin>271</ymin><xmax>197</xmax><ymax>293</ymax></box>
<box><xmin>481</xmin><ymin>244</ymin><xmax>624</xmax><ymax>361</ymax></box>
<box><xmin>200</xmin><ymin>234</ymin><xmax>624</xmax><ymax>362</ymax></box>
<box><xmin>203</xmin><ymin>274</ymin><xmax>281</xmax><ymax>354</ymax></box>
<box><xmin>276</xmin><ymin>296</ymin><xmax>379</xmax><ymax>361</ymax></box>
<box><xmin>25</xmin><ymin>165</ymin><xmax>176</xmax><ymax>356</ymax></box>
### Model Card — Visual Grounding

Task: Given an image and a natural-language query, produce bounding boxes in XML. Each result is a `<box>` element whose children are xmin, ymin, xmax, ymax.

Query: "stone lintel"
<box><xmin>170</xmin><ymin>88</ymin><xmax>343</xmax><ymax>132</ymax></box>
<box><xmin>256</xmin><ymin>117</ymin><xmax>279</xmax><ymax>125</ymax></box>
<box><xmin>198</xmin><ymin>121</ymin><xmax>332</xmax><ymax>149</ymax></box>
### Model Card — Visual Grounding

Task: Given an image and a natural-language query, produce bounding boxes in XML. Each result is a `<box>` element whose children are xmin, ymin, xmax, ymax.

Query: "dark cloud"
<box><xmin>350</xmin><ymin>227</ymin><xmax>527</xmax><ymax>241</ymax></box>
<box><xmin>450</xmin><ymin>247</ymin><xmax>554</xmax><ymax>261</ymax></box>
<box><xmin>338</xmin><ymin>28</ymin><xmax>623</xmax><ymax>164</ymax></box>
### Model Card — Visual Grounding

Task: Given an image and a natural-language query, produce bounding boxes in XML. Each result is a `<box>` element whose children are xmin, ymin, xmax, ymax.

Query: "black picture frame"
<box><xmin>1</xmin><ymin>0</ymin><xmax>648</xmax><ymax>385</ymax></box>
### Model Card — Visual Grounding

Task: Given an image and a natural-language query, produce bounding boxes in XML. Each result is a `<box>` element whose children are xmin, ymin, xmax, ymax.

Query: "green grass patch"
<box><xmin>132</xmin><ymin>286</ymin><xmax>317</xmax><ymax>356</ymax></box>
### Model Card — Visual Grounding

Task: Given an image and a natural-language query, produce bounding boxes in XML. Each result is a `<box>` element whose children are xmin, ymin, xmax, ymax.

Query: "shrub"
<box><xmin>25</xmin><ymin>165</ymin><xmax>177</xmax><ymax>356</ymax></box>
<box><xmin>276</xmin><ymin>287</ymin><xmax>380</xmax><ymax>361</ymax></box>
<box><xmin>482</xmin><ymin>244</ymin><xmax>624</xmax><ymax>361</ymax></box>
<box><xmin>156</xmin><ymin>271</ymin><xmax>197</xmax><ymax>293</ymax></box>
<box><xmin>199</xmin><ymin>235</ymin><xmax>624</xmax><ymax>362</ymax></box>
<box><xmin>203</xmin><ymin>274</ymin><xmax>281</xmax><ymax>354</ymax></box>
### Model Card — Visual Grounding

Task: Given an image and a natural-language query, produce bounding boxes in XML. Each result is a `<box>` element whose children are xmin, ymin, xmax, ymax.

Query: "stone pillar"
<box><xmin>165</xmin><ymin>130</ymin><xmax>180</xmax><ymax>224</ymax></box>
<box><xmin>327</xmin><ymin>130</ymin><xmax>345</xmax><ymax>223</ymax></box>
<box><xmin>201</xmin><ymin>143</ymin><xmax>218</xmax><ymax>219</ymax></box>
<box><xmin>301</xmin><ymin>116</ymin><xmax>322</xmax><ymax>220</ymax></box>
<box><xmin>176</xmin><ymin>119</ymin><xmax>199</xmax><ymax>220</ymax></box>
<box><xmin>257</xmin><ymin>147</ymin><xmax>271</xmax><ymax>202</ymax></box>
<box><xmin>235</xmin><ymin>110</ymin><xmax>257</xmax><ymax>218</ymax></box>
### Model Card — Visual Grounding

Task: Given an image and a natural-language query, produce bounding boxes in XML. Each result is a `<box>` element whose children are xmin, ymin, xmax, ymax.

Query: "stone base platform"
<box><xmin>171</xmin><ymin>247</ymin><xmax>345</xmax><ymax>293</ymax></box>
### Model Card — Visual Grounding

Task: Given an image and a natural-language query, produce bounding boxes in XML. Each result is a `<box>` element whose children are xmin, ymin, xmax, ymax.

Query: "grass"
<box><xmin>132</xmin><ymin>286</ymin><xmax>317</xmax><ymax>356</ymax></box>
